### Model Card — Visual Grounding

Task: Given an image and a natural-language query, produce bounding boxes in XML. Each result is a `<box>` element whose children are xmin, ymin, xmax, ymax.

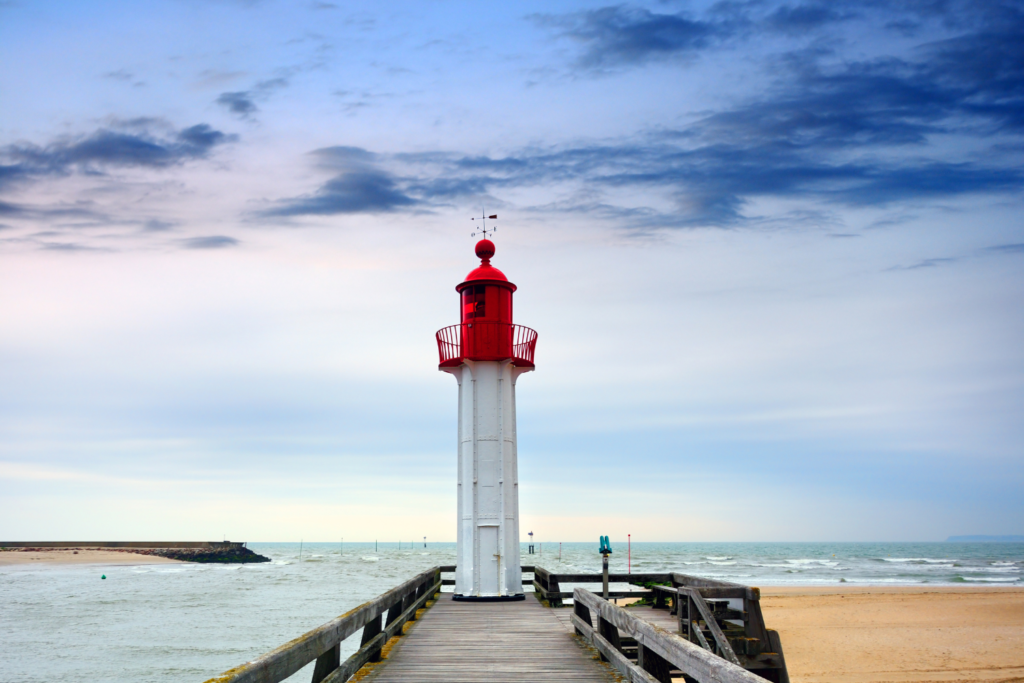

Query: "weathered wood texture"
<box><xmin>202</xmin><ymin>567</ymin><xmax>440</xmax><ymax>683</ymax></box>
<box><xmin>363</xmin><ymin>593</ymin><xmax>617</xmax><ymax>683</ymax></box>
<box><xmin>573</xmin><ymin>588</ymin><xmax>768</xmax><ymax>683</ymax></box>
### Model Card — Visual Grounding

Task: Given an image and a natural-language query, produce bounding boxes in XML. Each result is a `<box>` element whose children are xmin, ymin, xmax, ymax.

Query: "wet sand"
<box><xmin>758</xmin><ymin>586</ymin><xmax>1024</xmax><ymax>683</ymax></box>
<box><xmin>0</xmin><ymin>548</ymin><xmax>184</xmax><ymax>566</ymax></box>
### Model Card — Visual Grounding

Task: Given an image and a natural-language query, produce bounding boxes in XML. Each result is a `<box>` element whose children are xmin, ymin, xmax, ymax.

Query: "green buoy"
<box><xmin>101</xmin><ymin>574</ymin><xmax>106</xmax><ymax>579</ymax></box>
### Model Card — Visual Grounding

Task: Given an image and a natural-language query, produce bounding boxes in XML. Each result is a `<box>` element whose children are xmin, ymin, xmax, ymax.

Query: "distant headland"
<box><xmin>0</xmin><ymin>541</ymin><xmax>271</xmax><ymax>563</ymax></box>
<box><xmin>946</xmin><ymin>535</ymin><xmax>1024</xmax><ymax>542</ymax></box>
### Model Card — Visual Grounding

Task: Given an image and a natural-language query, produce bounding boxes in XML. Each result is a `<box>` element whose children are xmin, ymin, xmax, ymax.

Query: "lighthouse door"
<box><xmin>478</xmin><ymin>525</ymin><xmax>499</xmax><ymax>595</ymax></box>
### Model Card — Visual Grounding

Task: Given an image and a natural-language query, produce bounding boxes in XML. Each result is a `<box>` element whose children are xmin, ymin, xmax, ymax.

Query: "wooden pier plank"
<box><xmin>364</xmin><ymin>594</ymin><xmax>616</xmax><ymax>682</ymax></box>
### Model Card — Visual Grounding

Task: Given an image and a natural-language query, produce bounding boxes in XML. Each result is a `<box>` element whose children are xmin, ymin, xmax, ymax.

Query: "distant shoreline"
<box><xmin>0</xmin><ymin>548</ymin><xmax>185</xmax><ymax>567</ymax></box>
<box><xmin>0</xmin><ymin>544</ymin><xmax>271</xmax><ymax>565</ymax></box>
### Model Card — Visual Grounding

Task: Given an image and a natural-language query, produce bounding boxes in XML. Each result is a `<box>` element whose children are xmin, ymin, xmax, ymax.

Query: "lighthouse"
<box><xmin>436</xmin><ymin>239</ymin><xmax>538</xmax><ymax>600</ymax></box>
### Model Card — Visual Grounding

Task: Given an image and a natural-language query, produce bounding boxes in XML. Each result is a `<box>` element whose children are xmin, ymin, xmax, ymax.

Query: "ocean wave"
<box><xmin>957</xmin><ymin>566</ymin><xmax>1019</xmax><ymax>573</ymax></box>
<box><xmin>705</xmin><ymin>556</ymin><xmax>732</xmax><ymax>561</ymax></box>
<box><xmin>708</xmin><ymin>561</ymin><xmax>737</xmax><ymax>565</ymax></box>
<box><xmin>786</xmin><ymin>559</ymin><xmax>839</xmax><ymax>567</ymax></box>
<box><xmin>361</xmin><ymin>556</ymin><xmax>380</xmax><ymax>562</ymax></box>
<box><xmin>992</xmin><ymin>561</ymin><xmax>1017</xmax><ymax>566</ymax></box>
<box><xmin>881</xmin><ymin>558</ymin><xmax>955</xmax><ymax>564</ymax></box>
<box><xmin>956</xmin><ymin>576</ymin><xmax>1020</xmax><ymax>582</ymax></box>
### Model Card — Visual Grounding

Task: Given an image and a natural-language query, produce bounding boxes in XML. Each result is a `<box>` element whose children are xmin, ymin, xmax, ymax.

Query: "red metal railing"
<box><xmin>436</xmin><ymin>322</ymin><xmax>538</xmax><ymax>367</ymax></box>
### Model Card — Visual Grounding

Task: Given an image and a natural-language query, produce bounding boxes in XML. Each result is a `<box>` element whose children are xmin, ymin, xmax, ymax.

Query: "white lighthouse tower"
<box><xmin>435</xmin><ymin>239</ymin><xmax>538</xmax><ymax>600</ymax></box>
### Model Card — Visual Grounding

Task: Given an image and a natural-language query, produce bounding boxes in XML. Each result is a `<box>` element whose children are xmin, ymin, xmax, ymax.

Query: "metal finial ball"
<box><xmin>475</xmin><ymin>239</ymin><xmax>495</xmax><ymax>261</ymax></box>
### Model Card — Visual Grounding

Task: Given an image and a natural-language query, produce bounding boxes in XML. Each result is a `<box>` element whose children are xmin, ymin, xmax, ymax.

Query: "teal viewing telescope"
<box><xmin>599</xmin><ymin>535</ymin><xmax>612</xmax><ymax>554</ymax></box>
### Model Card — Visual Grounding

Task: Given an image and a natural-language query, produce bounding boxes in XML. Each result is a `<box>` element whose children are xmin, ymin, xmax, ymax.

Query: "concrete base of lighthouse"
<box><xmin>443</xmin><ymin>359</ymin><xmax>530</xmax><ymax>599</ymax></box>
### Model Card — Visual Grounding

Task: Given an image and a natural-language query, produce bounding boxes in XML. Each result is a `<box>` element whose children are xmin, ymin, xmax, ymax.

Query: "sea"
<box><xmin>1</xmin><ymin>541</ymin><xmax>1021</xmax><ymax>683</ymax></box>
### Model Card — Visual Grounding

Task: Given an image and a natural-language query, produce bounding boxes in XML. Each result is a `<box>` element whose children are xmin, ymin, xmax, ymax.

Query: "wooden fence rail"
<box><xmin>203</xmin><ymin>567</ymin><xmax>441</xmax><ymax>683</ymax></box>
<box><xmin>572</xmin><ymin>587</ymin><xmax>769</xmax><ymax>683</ymax></box>
<box><xmin>437</xmin><ymin>564</ymin><xmax>536</xmax><ymax>589</ymax></box>
<box><xmin>533</xmin><ymin>569</ymin><xmax>788</xmax><ymax>683</ymax></box>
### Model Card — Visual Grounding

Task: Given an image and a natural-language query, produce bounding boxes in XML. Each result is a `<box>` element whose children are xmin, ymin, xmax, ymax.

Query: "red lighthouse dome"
<box><xmin>435</xmin><ymin>240</ymin><xmax>537</xmax><ymax>369</ymax></box>
<box><xmin>462</xmin><ymin>239</ymin><xmax>509</xmax><ymax>283</ymax></box>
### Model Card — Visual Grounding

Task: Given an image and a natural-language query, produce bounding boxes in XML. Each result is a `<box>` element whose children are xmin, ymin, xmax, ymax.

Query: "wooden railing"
<box><xmin>572</xmin><ymin>588</ymin><xmax>769</xmax><ymax>683</ymax></box>
<box><xmin>202</xmin><ymin>567</ymin><xmax>441</xmax><ymax>683</ymax></box>
<box><xmin>533</xmin><ymin>569</ymin><xmax>788</xmax><ymax>683</ymax></box>
<box><xmin>438</xmin><ymin>564</ymin><xmax>536</xmax><ymax>589</ymax></box>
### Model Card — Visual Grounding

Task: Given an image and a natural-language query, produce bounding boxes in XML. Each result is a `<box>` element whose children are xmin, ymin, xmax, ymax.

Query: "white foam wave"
<box><xmin>882</xmin><ymin>558</ymin><xmax>954</xmax><ymax>563</ymax></box>
<box><xmin>361</xmin><ymin>556</ymin><xmax>379</xmax><ymax>562</ymax></box>
<box><xmin>786</xmin><ymin>559</ymin><xmax>839</xmax><ymax>567</ymax></box>
<box><xmin>958</xmin><ymin>566</ymin><xmax>1019</xmax><ymax>573</ymax></box>
<box><xmin>705</xmin><ymin>556</ymin><xmax>731</xmax><ymax>561</ymax></box>
<box><xmin>960</xmin><ymin>576</ymin><xmax>1019</xmax><ymax>582</ymax></box>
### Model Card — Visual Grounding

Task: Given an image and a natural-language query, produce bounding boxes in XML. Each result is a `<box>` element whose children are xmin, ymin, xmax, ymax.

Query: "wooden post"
<box><xmin>384</xmin><ymin>594</ymin><xmax>405</xmax><ymax>631</ymax></box>
<box><xmin>573</xmin><ymin>600</ymin><xmax>592</xmax><ymax>637</ymax></box>
<box><xmin>677</xmin><ymin>591</ymin><xmax>688</xmax><ymax>635</ymax></box>
<box><xmin>360</xmin><ymin>614</ymin><xmax>384</xmax><ymax>663</ymax></box>
<box><xmin>766</xmin><ymin>630</ymin><xmax>791</xmax><ymax>683</ymax></box>
<box><xmin>686</xmin><ymin>594</ymin><xmax>694</xmax><ymax>642</ymax></box>
<box><xmin>309</xmin><ymin>644</ymin><xmax>339</xmax><ymax>683</ymax></box>
<box><xmin>597</xmin><ymin>615</ymin><xmax>622</xmax><ymax>662</ymax></box>
<box><xmin>638</xmin><ymin>643</ymin><xmax>673</xmax><ymax>683</ymax></box>
<box><xmin>549</xmin><ymin>575</ymin><xmax>563</xmax><ymax>608</ymax></box>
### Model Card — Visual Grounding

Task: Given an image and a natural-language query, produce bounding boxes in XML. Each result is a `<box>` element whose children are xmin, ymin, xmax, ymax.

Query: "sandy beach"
<box><xmin>758</xmin><ymin>586</ymin><xmax>1024</xmax><ymax>683</ymax></box>
<box><xmin>0</xmin><ymin>548</ymin><xmax>183</xmax><ymax>566</ymax></box>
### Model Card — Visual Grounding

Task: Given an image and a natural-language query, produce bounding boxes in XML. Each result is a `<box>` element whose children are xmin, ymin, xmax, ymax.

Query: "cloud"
<box><xmin>985</xmin><ymin>243</ymin><xmax>1024</xmax><ymax>254</ymax></box>
<box><xmin>103</xmin><ymin>69</ymin><xmax>145</xmax><ymax>87</ymax></box>
<box><xmin>533</xmin><ymin>5</ymin><xmax>731</xmax><ymax>68</ymax></box>
<box><xmin>39</xmin><ymin>241</ymin><xmax>108</xmax><ymax>252</ymax></box>
<box><xmin>887</xmin><ymin>256</ymin><xmax>959</xmax><ymax>271</ymax></box>
<box><xmin>215</xmin><ymin>78</ymin><xmax>290</xmax><ymax>119</ymax></box>
<box><xmin>266</xmin><ymin>118</ymin><xmax>1021</xmax><ymax>225</ymax></box>
<box><xmin>0</xmin><ymin>121</ymin><xmax>235</xmax><ymax>189</ymax></box>
<box><xmin>258</xmin><ymin>6</ymin><xmax>1024</xmax><ymax>227</ymax></box>
<box><xmin>180</xmin><ymin>235</ymin><xmax>240</xmax><ymax>249</ymax></box>
<box><xmin>261</xmin><ymin>146</ymin><xmax>418</xmax><ymax>216</ymax></box>
<box><xmin>216</xmin><ymin>91</ymin><xmax>258</xmax><ymax>117</ymax></box>
<box><xmin>766</xmin><ymin>3</ymin><xmax>859</xmax><ymax>34</ymax></box>
<box><xmin>0</xmin><ymin>198</ymin><xmax>102</xmax><ymax>220</ymax></box>
<box><xmin>537</xmin><ymin>1</ymin><xmax>1024</xmax><ymax>73</ymax></box>
<box><xmin>143</xmin><ymin>219</ymin><xmax>176</xmax><ymax>232</ymax></box>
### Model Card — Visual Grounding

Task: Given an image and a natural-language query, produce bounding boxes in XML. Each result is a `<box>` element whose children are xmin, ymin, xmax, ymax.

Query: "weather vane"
<box><xmin>470</xmin><ymin>210</ymin><xmax>497</xmax><ymax>239</ymax></box>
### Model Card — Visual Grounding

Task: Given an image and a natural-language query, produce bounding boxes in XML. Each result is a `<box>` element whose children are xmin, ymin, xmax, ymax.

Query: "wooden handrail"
<box><xmin>572</xmin><ymin>588</ymin><xmax>766</xmax><ymax>683</ymax></box>
<box><xmin>202</xmin><ymin>567</ymin><xmax>441</xmax><ymax>683</ymax></box>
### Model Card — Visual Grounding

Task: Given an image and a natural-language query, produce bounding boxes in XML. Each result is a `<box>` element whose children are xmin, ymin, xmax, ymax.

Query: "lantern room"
<box><xmin>436</xmin><ymin>239</ymin><xmax>538</xmax><ymax>369</ymax></box>
<box><xmin>457</xmin><ymin>239</ymin><xmax>514</xmax><ymax>325</ymax></box>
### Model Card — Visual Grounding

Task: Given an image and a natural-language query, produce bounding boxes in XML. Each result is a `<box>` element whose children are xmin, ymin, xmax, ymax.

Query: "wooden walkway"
<box><xmin>364</xmin><ymin>594</ymin><xmax>617</xmax><ymax>683</ymax></box>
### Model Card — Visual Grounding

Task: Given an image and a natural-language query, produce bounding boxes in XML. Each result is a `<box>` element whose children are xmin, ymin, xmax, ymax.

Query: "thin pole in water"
<box><xmin>375</xmin><ymin>540</ymin><xmax>377</xmax><ymax>552</ymax></box>
<box><xmin>299</xmin><ymin>539</ymin><xmax>303</xmax><ymax>563</ymax></box>
<box><xmin>628</xmin><ymin>534</ymin><xmax>631</xmax><ymax>574</ymax></box>
<box><xmin>341</xmin><ymin>538</ymin><xmax>343</xmax><ymax>555</ymax></box>
<box><xmin>559</xmin><ymin>542</ymin><xmax>561</xmax><ymax>561</ymax></box>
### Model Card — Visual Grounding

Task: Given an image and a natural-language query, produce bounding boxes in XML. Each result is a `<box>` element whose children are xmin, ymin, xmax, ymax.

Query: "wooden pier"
<box><xmin>204</xmin><ymin>565</ymin><xmax>789</xmax><ymax>683</ymax></box>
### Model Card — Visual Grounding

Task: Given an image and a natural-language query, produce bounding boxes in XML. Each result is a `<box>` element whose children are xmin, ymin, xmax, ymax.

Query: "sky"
<box><xmin>1</xmin><ymin>0</ymin><xmax>1022</xmax><ymax>543</ymax></box>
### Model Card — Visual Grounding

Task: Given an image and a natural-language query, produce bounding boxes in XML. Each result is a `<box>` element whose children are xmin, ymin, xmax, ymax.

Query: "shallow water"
<box><xmin>1</xmin><ymin>542</ymin><xmax>1020</xmax><ymax>682</ymax></box>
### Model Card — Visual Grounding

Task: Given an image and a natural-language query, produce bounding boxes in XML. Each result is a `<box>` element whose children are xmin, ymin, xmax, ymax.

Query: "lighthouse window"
<box><xmin>462</xmin><ymin>285</ymin><xmax>486</xmax><ymax>319</ymax></box>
